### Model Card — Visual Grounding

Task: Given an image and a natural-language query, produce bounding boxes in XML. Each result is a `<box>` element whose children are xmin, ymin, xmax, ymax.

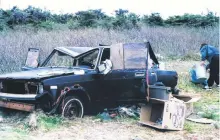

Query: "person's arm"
<box><xmin>200</xmin><ymin>46</ymin><xmax>207</xmax><ymax>65</ymax></box>
<box><xmin>206</xmin><ymin>64</ymin><xmax>210</xmax><ymax>70</ymax></box>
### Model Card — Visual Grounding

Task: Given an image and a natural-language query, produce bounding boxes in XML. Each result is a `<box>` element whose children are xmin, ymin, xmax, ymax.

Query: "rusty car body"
<box><xmin>0</xmin><ymin>42</ymin><xmax>178</xmax><ymax>118</ymax></box>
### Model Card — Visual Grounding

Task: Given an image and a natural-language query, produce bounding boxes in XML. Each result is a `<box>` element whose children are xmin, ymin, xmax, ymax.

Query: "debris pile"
<box><xmin>98</xmin><ymin>105</ymin><xmax>140</xmax><ymax>121</ymax></box>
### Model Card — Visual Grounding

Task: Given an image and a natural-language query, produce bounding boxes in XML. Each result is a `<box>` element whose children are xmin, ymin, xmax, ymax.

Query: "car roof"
<box><xmin>54</xmin><ymin>46</ymin><xmax>110</xmax><ymax>57</ymax></box>
<box><xmin>54</xmin><ymin>47</ymin><xmax>94</xmax><ymax>57</ymax></box>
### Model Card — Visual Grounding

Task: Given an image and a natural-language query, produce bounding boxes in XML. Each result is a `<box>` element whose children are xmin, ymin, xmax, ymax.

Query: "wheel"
<box><xmin>62</xmin><ymin>96</ymin><xmax>84</xmax><ymax>119</ymax></box>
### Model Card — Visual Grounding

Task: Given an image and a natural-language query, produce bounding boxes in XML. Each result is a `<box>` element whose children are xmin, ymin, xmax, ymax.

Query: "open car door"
<box><xmin>106</xmin><ymin>42</ymin><xmax>160</xmax><ymax>103</ymax></box>
<box><xmin>22</xmin><ymin>48</ymin><xmax>40</xmax><ymax>71</ymax></box>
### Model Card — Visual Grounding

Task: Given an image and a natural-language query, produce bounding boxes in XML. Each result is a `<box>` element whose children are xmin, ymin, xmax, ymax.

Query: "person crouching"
<box><xmin>200</xmin><ymin>43</ymin><xmax>219</xmax><ymax>89</ymax></box>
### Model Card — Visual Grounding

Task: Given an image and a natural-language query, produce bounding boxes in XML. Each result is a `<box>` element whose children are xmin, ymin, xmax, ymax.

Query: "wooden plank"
<box><xmin>186</xmin><ymin>118</ymin><xmax>214</xmax><ymax>124</ymax></box>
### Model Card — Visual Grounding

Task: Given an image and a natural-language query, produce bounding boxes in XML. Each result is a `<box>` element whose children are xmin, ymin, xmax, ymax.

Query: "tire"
<box><xmin>62</xmin><ymin>96</ymin><xmax>84</xmax><ymax>119</ymax></box>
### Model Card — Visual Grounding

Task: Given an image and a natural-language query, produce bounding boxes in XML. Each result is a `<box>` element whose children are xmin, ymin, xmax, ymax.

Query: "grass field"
<box><xmin>0</xmin><ymin>26</ymin><xmax>219</xmax><ymax>140</ymax></box>
<box><xmin>0</xmin><ymin>26</ymin><xmax>218</xmax><ymax>73</ymax></box>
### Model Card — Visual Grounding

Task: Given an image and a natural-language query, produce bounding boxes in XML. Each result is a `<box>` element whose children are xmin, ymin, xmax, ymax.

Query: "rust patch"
<box><xmin>0</xmin><ymin>100</ymin><xmax>35</xmax><ymax>112</ymax></box>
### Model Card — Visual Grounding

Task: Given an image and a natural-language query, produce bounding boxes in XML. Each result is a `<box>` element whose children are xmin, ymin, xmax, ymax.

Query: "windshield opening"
<box><xmin>44</xmin><ymin>51</ymin><xmax>74</xmax><ymax>67</ymax></box>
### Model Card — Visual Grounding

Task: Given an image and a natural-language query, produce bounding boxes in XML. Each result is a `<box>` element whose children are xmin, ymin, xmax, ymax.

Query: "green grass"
<box><xmin>202</xmin><ymin>110</ymin><xmax>219</xmax><ymax>121</ymax></box>
<box><xmin>183</xmin><ymin>121</ymin><xmax>211</xmax><ymax>133</ymax></box>
<box><xmin>180</xmin><ymin>53</ymin><xmax>201</xmax><ymax>61</ymax></box>
<box><xmin>178</xmin><ymin>73</ymin><xmax>203</xmax><ymax>93</ymax></box>
<box><xmin>13</xmin><ymin>128</ymin><xmax>29</xmax><ymax>137</ymax></box>
<box><xmin>178</xmin><ymin>71</ymin><xmax>219</xmax><ymax>122</ymax></box>
<box><xmin>178</xmin><ymin>72</ymin><xmax>219</xmax><ymax>93</ymax></box>
<box><xmin>37</xmin><ymin>113</ymin><xmax>64</xmax><ymax>131</ymax></box>
<box><xmin>184</xmin><ymin>121</ymin><xmax>195</xmax><ymax>133</ymax></box>
<box><xmin>1</xmin><ymin>126</ymin><xmax>30</xmax><ymax>140</ymax></box>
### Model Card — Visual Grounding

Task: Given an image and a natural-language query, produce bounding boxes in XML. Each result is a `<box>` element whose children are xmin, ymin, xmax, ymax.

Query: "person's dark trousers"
<box><xmin>208</xmin><ymin>54</ymin><xmax>219</xmax><ymax>86</ymax></box>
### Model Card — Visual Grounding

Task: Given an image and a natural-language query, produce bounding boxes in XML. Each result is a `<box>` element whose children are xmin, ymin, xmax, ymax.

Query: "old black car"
<box><xmin>0</xmin><ymin>42</ymin><xmax>178</xmax><ymax>118</ymax></box>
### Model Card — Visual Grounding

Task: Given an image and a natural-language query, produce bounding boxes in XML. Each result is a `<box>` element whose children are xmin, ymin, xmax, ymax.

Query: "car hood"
<box><xmin>0</xmin><ymin>67</ymin><xmax>86</xmax><ymax>80</ymax></box>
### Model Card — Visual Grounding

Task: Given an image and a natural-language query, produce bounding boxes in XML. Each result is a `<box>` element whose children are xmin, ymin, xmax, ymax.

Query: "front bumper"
<box><xmin>0</xmin><ymin>92</ymin><xmax>36</xmax><ymax>101</ymax></box>
<box><xmin>0</xmin><ymin>92</ymin><xmax>37</xmax><ymax>112</ymax></box>
<box><xmin>0</xmin><ymin>100</ymin><xmax>35</xmax><ymax>112</ymax></box>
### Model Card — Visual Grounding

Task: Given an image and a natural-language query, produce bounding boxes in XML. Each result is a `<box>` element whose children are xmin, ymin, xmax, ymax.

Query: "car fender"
<box><xmin>65</xmin><ymin>84</ymin><xmax>91</xmax><ymax>104</ymax></box>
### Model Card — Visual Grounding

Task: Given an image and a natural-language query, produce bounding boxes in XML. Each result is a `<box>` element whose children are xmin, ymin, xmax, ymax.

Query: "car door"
<box><xmin>93</xmin><ymin>48</ymin><xmax>126</xmax><ymax>104</ymax></box>
<box><xmin>97</xmin><ymin>46</ymin><xmax>146</xmax><ymax>103</ymax></box>
<box><xmin>117</xmin><ymin>43</ymin><xmax>147</xmax><ymax>102</ymax></box>
<box><xmin>120</xmin><ymin>69</ymin><xmax>146</xmax><ymax>100</ymax></box>
<box><xmin>97</xmin><ymin>68</ymin><xmax>146</xmax><ymax>104</ymax></box>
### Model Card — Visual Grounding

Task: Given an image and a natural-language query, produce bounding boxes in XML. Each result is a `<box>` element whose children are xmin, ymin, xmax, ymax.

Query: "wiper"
<box><xmin>49</xmin><ymin>66</ymin><xmax>64</xmax><ymax>68</ymax></box>
<box><xmin>48</xmin><ymin>66</ymin><xmax>58</xmax><ymax>68</ymax></box>
<box><xmin>67</xmin><ymin>66</ymin><xmax>80</xmax><ymax>70</ymax></box>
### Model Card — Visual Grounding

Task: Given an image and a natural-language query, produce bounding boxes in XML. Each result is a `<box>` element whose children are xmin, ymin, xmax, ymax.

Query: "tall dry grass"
<box><xmin>0</xmin><ymin>26</ymin><xmax>218</xmax><ymax>73</ymax></box>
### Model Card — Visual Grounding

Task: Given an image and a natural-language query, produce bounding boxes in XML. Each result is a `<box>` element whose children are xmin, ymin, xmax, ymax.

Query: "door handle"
<box><xmin>135</xmin><ymin>72</ymin><xmax>145</xmax><ymax>77</ymax></box>
<box><xmin>151</xmin><ymin>72</ymin><xmax>156</xmax><ymax>75</ymax></box>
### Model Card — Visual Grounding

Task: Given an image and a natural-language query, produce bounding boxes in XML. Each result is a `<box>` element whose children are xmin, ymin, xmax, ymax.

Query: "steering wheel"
<box><xmin>80</xmin><ymin>61</ymin><xmax>95</xmax><ymax>69</ymax></box>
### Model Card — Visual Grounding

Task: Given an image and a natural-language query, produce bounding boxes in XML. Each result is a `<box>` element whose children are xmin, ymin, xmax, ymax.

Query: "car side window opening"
<box><xmin>77</xmin><ymin>49</ymin><xmax>99</xmax><ymax>69</ymax></box>
<box><xmin>98</xmin><ymin>48</ymin><xmax>112</xmax><ymax>74</ymax></box>
<box><xmin>101</xmin><ymin>48</ymin><xmax>110</xmax><ymax>63</ymax></box>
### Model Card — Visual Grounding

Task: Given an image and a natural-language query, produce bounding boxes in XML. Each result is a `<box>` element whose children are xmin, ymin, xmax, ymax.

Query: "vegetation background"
<box><xmin>0</xmin><ymin>6</ymin><xmax>219</xmax><ymax>140</ymax></box>
<box><xmin>0</xmin><ymin>6</ymin><xmax>219</xmax><ymax>73</ymax></box>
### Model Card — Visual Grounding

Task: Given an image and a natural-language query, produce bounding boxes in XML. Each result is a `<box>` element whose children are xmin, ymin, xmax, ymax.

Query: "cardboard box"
<box><xmin>139</xmin><ymin>98</ymin><xmax>186</xmax><ymax>130</ymax></box>
<box><xmin>172</xmin><ymin>94</ymin><xmax>201</xmax><ymax>118</ymax></box>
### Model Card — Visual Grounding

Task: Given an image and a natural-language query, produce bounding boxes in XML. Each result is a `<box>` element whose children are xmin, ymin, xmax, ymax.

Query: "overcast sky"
<box><xmin>0</xmin><ymin>0</ymin><xmax>219</xmax><ymax>18</ymax></box>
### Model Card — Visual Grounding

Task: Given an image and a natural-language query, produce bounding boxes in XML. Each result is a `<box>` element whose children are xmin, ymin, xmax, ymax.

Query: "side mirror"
<box><xmin>25</xmin><ymin>48</ymin><xmax>40</xmax><ymax>68</ymax></box>
<box><xmin>98</xmin><ymin>60</ymin><xmax>112</xmax><ymax>74</ymax></box>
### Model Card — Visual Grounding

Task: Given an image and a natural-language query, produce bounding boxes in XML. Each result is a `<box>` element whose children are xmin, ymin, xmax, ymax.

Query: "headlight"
<box><xmin>38</xmin><ymin>83</ymin><xmax>44</xmax><ymax>94</ymax></box>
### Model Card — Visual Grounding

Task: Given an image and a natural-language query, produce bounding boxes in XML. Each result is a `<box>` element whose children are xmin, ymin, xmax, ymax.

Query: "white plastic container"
<box><xmin>194</xmin><ymin>64</ymin><xmax>206</xmax><ymax>81</ymax></box>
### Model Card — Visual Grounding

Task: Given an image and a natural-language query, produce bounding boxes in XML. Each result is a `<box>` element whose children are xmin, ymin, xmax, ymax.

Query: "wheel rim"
<box><xmin>62</xmin><ymin>99</ymin><xmax>83</xmax><ymax>119</ymax></box>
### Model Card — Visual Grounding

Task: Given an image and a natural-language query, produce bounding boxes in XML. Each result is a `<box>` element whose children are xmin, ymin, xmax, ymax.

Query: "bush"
<box><xmin>165</xmin><ymin>12</ymin><xmax>219</xmax><ymax>27</ymax></box>
<box><xmin>0</xmin><ymin>7</ymin><xmax>219</xmax><ymax>31</ymax></box>
<box><xmin>112</xmin><ymin>9</ymin><xmax>139</xmax><ymax>29</ymax></box>
<box><xmin>67</xmin><ymin>19</ymin><xmax>81</xmax><ymax>30</ymax></box>
<box><xmin>37</xmin><ymin>21</ymin><xmax>55</xmax><ymax>31</ymax></box>
<box><xmin>96</xmin><ymin>18</ymin><xmax>114</xmax><ymax>30</ymax></box>
<box><xmin>142</xmin><ymin>13</ymin><xmax>164</xmax><ymax>26</ymax></box>
<box><xmin>75</xmin><ymin>10</ymin><xmax>98</xmax><ymax>28</ymax></box>
<box><xmin>0</xmin><ymin>21</ymin><xmax>8</xmax><ymax>31</ymax></box>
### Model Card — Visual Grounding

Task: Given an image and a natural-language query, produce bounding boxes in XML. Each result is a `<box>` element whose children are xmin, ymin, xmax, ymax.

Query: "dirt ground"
<box><xmin>0</xmin><ymin>60</ymin><xmax>219</xmax><ymax>140</ymax></box>
<box><xmin>26</xmin><ymin>118</ymin><xmax>220</xmax><ymax>140</ymax></box>
<box><xmin>0</xmin><ymin>115</ymin><xmax>219</xmax><ymax>140</ymax></box>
